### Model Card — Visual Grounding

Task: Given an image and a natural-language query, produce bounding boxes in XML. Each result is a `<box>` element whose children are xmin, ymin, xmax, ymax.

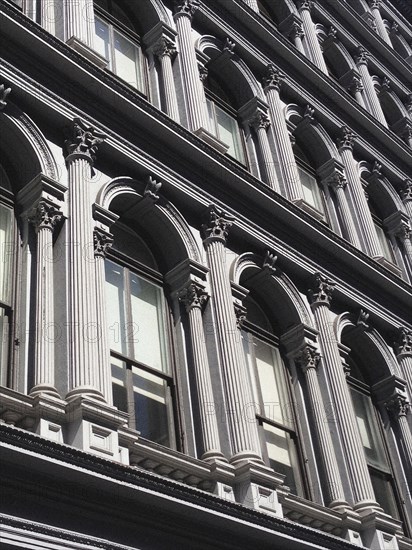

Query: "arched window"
<box><xmin>0</xmin><ymin>167</ymin><xmax>15</xmax><ymax>387</ymax></box>
<box><xmin>346</xmin><ymin>354</ymin><xmax>402</xmax><ymax>520</ymax></box>
<box><xmin>94</xmin><ymin>0</ymin><xmax>146</xmax><ymax>92</ymax></box>
<box><xmin>241</xmin><ymin>295</ymin><xmax>304</xmax><ymax>495</ymax></box>
<box><xmin>204</xmin><ymin>76</ymin><xmax>246</xmax><ymax>164</ymax></box>
<box><xmin>105</xmin><ymin>224</ymin><xmax>177</xmax><ymax>448</ymax></box>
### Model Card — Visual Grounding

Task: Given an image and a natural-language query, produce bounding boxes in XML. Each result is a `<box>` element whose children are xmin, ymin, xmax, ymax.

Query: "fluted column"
<box><xmin>296</xmin><ymin>1</ymin><xmax>328</xmax><ymax>73</ymax></box>
<box><xmin>243</xmin><ymin>0</ymin><xmax>259</xmax><ymax>11</ymax></box>
<box><xmin>153</xmin><ymin>37</ymin><xmax>180</xmax><ymax>122</ymax></box>
<box><xmin>41</xmin><ymin>0</ymin><xmax>56</xmax><ymax>35</ymax></box>
<box><xmin>320</xmin><ymin>162</ymin><xmax>361</xmax><ymax>248</ymax></box>
<box><xmin>400</xmin><ymin>179</ymin><xmax>412</xmax><ymax>221</ymax></box>
<box><xmin>296</xmin><ymin>345</ymin><xmax>349</xmax><ymax>509</ymax></box>
<box><xmin>396</xmin><ymin>222</ymin><xmax>412</xmax><ymax>269</ymax></box>
<box><xmin>368</xmin><ymin>0</ymin><xmax>392</xmax><ymax>45</ymax></box>
<box><xmin>28</xmin><ymin>200</ymin><xmax>62</xmax><ymax>397</ymax></box>
<box><xmin>173</xmin><ymin>1</ymin><xmax>205</xmax><ymax>132</ymax></box>
<box><xmin>64</xmin><ymin>118</ymin><xmax>106</xmax><ymax>401</ymax></box>
<box><xmin>394</xmin><ymin>328</ymin><xmax>412</xmax><ymax>397</ymax></box>
<box><xmin>308</xmin><ymin>274</ymin><xmax>379</xmax><ymax>511</ymax></box>
<box><xmin>179</xmin><ymin>281</ymin><xmax>226</xmax><ymax>462</ymax></box>
<box><xmin>93</xmin><ymin>227</ymin><xmax>113</xmax><ymax>404</ymax></box>
<box><xmin>386</xmin><ymin>394</ymin><xmax>412</xmax><ymax>485</ymax></box>
<box><xmin>202</xmin><ymin>206</ymin><xmax>262</xmax><ymax>463</ymax></box>
<box><xmin>337</xmin><ymin>127</ymin><xmax>383</xmax><ymax>257</ymax></box>
<box><xmin>263</xmin><ymin>65</ymin><xmax>303</xmax><ymax>202</ymax></box>
<box><xmin>248</xmin><ymin>108</ymin><xmax>280</xmax><ymax>192</ymax></box>
<box><xmin>65</xmin><ymin>0</ymin><xmax>95</xmax><ymax>49</ymax></box>
<box><xmin>355</xmin><ymin>47</ymin><xmax>387</xmax><ymax>126</ymax></box>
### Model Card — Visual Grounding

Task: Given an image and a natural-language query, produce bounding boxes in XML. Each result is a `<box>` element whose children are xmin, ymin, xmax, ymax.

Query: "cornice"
<box><xmin>0</xmin><ymin>424</ymin><xmax>365</xmax><ymax>550</ymax></box>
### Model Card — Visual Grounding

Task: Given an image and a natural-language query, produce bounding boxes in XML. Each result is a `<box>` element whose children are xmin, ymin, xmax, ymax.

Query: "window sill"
<box><xmin>373</xmin><ymin>256</ymin><xmax>402</xmax><ymax>277</ymax></box>
<box><xmin>66</xmin><ymin>36</ymin><xmax>108</xmax><ymax>69</ymax></box>
<box><xmin>194</xmin><ymin>127</ymin><xmax>229</xmax><ymax>155</ymax></box>
<box><xmin>293</xmin><ymin>198</ymin><xmax>327</xmax><ymax>223</ymax></box>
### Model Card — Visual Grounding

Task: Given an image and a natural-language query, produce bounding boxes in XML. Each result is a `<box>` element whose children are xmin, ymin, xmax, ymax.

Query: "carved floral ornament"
<box><xmin>357</xmin><ymin>309</ymin><xmax>370</xmax><ymax>330</ymax></box>
<box><xmin>308</xmin><ymin>272</ymin><xmax>335</xmax><ymax>306</ymax></box>
<box><xmin>249</xmin><ymin>109</ymin><xmax>270</xmax><ymax>131</ymax></box>
<box><xmin>354</xmin><ymin>46</ymin><xmax>370</xmax><ymax>65</ymax></box>
<box><xmin>173</xmin><ymin>0</ymin><xmax>199</xmax><ymax>18</ymax></box>
<box><xmin>326</xmin><ymin>172</ymin><xmax>347</xmax><ymax>190</ymax></box>
<box><xmin>337</xmin><ymin>125</ymin><xmax>356</xmax><ymax>150</ymax></box>
<box><xmin>262</xmin><ymin>250</ymin><xmax>277</xmax><ymax>274</ymax></box>
<box><xmin>400</xmin><ymin>179</ymin><xmax>412</xmax><ymax>202</ymax></box>
<box><xmin>297</xmin><ymin>345</ymin><xmax>321</xmax><ymax>372</ymax></box>
<box><xmin>93</xmin><ymin>228</ymin><xmax>113</xmax><ymax>258</ymax></box>
<box><xmin>178</xmin><ymin>281</ymin><xmax>208</xmax><ymax>311</ymax></box>
<box><xmin>385</xmin><ymin>393</ymin><xmax>410</xmax><ymax>418</ymax></box>
<box><xmin>0</xmin><ymin>84</ymin><xmax>11</xmax><ymax>111</ymax></box>
<box><xmin>262</xmin><ymin>64</ymin><xmax>285</xmax><ymax>92</ymax></box>
<box><xmin>28</xmin><ymin>199</ymin><xmax>62</xmax><ymax>232</ymax></box>
<box><xmin>201</xmin><ymin>205</ymin><xmax>234</xmax><ymax>244</ymax></box>
<box><xmin>64</xmin><ymin>118</ymin><xmax>106</xmax><ymax>164</ymax></box>
<box><xmin>296</xmin><ymin>0</ymin><xmax>314</xmax><ymax>12</ymax></box>
<box><xmin>394</xmin><ymin>327</ymin><xmax>412</xmax><ymax>356</ymax></box>
<box><xmin>153</xmin><ymin>37</ymin><xmax>176</xmax><ymax>59</ymax></box>
<box><xmin>234</xmin><ymin>303</ymin><xmax>247</xmax><ymax>329</ymax></box>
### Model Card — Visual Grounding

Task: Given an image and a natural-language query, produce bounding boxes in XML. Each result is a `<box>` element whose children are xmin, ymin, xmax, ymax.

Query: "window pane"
<box><xmin>351</xmin><ymin>389</ymin><xmax>389</xmax><ymax>471</ymax></box>
<box><xmin>113</xmin><ymin>31</ymin><xmax>141</xmax><ymax>90</ymax></box>
<box><xmin>263</xmin><ymin>423</ymin><xmax>301</xmax><ymax>495</ymax></box>
<box><xmin>94</xmin><ymin>18</ymin><xmax>110</xmax><ymax>62</ymax></box>
<box><xmin>132</xmin><ymin>366</ymin><xmax>171</xmax><ymax>447</ymax></box>
<box><xmin>254</xmin><ymin>339</ymin><xmax>292</xmax><ymax>427</ymax></box>
<box><xmin>105</xmin><ymin>260</ymin><xmax>127</xmax><ymax>355</ymax></box>
<box><xmin>206</xmin><ymin>99</ymin><xmax>216</xmax><ymax>136</ymax></box>
<box><xmin>298</xmin><ymin>167</ymin><xmax>324</xmax><ymax>213</ymax></box>
<box><xmin>215</xmin><ymin>104</ymin><xmax>245</xmax><ymax>163</ymax></box>
<box><xmin>0</xmin><ymin>308</ymin><xmax>9</xmax><ymax>386</ymax></box>
<box><xmin>111</xmin><ymin>357</ymin><xmax>128</xmax><ymax>413</ymax></box>
<box><xmin>0</xmin><ymin>204</ymin><xmax>13</xmax><ymax>305</ymax></box>
<box><xmin>130</xmin><ymin>274</ymin><xmax>168</xmax><ymax>372</ymax></box>
<box><xmin>370</xmin><ymin>470</ymin><xmax>399</xmax><ymax>519</ymax></box>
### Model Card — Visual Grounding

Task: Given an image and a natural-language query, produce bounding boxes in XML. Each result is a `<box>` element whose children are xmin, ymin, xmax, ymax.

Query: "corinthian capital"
<box><xmin>368</xmin><ymin>0</ymin><xmax>381</xmax><ymax>9</ymax></box>
<box><xmin>64</xmin><ymin>118</ymin><xmax>106</xmax><ymax>164</ymax></box>
<box><xmin>308</xmin><ymin>272</ymin><xmax>335</xmax><ymax>306</ymax></box>
<box><xmin>249</xmin><ymin>109</ymin><xmax>270</xmax><ymax>131</ymax></box>
<box><xmin>354</xmin><ymin>46</ymin><xmax>369</xmax><ymax>65</ymax></box>
<box><xmin>400</xmin><ymin>179</ymin><xmax>412</xmax><ymax>202</ymax></box>
<box><xmin>93</xmin><ymin>228</ymin><xmax>113</xmax><ymax>258</ymax></box>
<box><xmin>296</xmin><ymin>0</ymin><xmax>314</xmax><ymax>11</ymax></box>
<box><xmin>386</xmin><ymin>393</ymin><xmax>409</xmax><ymax>418</ymax></box>
<box><xmin>394</xmin><ymin>327</ymin><xmax>412</xmax><ymax>356</ymax></box>
<box><xmin>262</xmin><ymin>64</ymin><xmax>285</xmax><ymax>92</ymax></box>
<box><xmin>28</xmin><ymin>199</ymin><xmax>62</xmax><ymax>232</ymax></box>
<box><xmin>337</xmin><ymin>126</ymin><xmax>356</xmax><ymax>150</ymax></box>
<box><xmin>296</xmin><ymin>345</ymin><xmax>320</xmax><ymax>372</ymax></box>
<box><xmin>179</xmin><ymin>281</ymin><xmax>208</xmax><ymax>311</ymax></box>
<box><xmin>201</xmin><ymin>205</ymin><xmax>234</xmax><ymax>244</ymax></box>
<box><xmin>173</xmin><ymin>0</ymin><xmax>199</xmax><ymax>18</ymax></box>
<box><xmin>153</xmin><ymin>37</ymin><xmax>176</xmax><ymax>59</ymax></box>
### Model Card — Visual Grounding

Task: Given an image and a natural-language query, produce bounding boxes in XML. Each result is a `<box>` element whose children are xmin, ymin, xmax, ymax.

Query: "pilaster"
<box><xmin>354</xmin><ymin>47</ymin><xmax>387</xmax><ymax>126</ymax></box>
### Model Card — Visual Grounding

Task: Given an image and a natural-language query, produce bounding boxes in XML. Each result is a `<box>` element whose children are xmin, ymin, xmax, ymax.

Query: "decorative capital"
<box><xmin>328</xmin><ymin>26</ymin><xmax>338</xmax><ymax>41</ymax></box>
<box><xmin>394</xmin><ymin>327</ymin><xmax>412</xmax><ymax>356</ymax></box>
<box><xmin>28</xmin><ymin>200</ymin><xmax>62</xmax><ymax>232</ymax></box>
<box><xmin>357</xmin><ymin>309</ymin><xmax>370</xmax><ymax>330</ymax></box>
<box><xmin>153</xmin><ymin>36</ymin><xmax>176</xmax><ymax>59</ymax></box>
<box><xmin>371</xmin><ymin>160</ymin><xmax>383</xmax><ymax>179</ymax></box>
<box><xmin>144</xmin><ymin>176</ymin><xmax>162</xmax><ymax>201</ymax></box>
<box><xmin>249</xmin><ymin>109</ymin><xmax>270</xmax><ymax>131</ymax></box>
<box><xmin>262</xmin><ymin>250</ymin><xmax>277</xmax><ymax>274</ymax></box>
<box><xmin>262</xmin><ymin>64</ymin><xmax>285</xmax><ymax>92</ymax></box>
<box><xmin>93</xmin><ymin>228</ymin><xmax>113</xmax><ymax>258</ymax></box>
<box><xmin>297</xmin><ymin>345</ymin><xmax>320</xmax><ymax>372</ymax></box>
<box><xmin>179</xmin><ymin>281</ymin><xmax>208</xmax><ymax>311</ymax></box>
<box><xmin>296</xmin><ymin>0</ymin><xmax>313</xmax><ymax>11</ymax></box>
<box><xmin>290</xmin><ymin>20</ymin><xmax>304</xmax><ymax>40</ymax></box>
<box><xmin>0</xmin><ymin>84</ymin><xmax>11</xmax><ymax>111</ymax></box>
<box><xmin>404</xmin><ymin>94</ymin><xmax>412</xmax><ymax>115</ymax></box>
<box><xmin>223</xmin><ymin>38</ymin><xmax>235</xmax><ymax>57</ymax></box>
<box><xmin>385</xmin><ymin>393</ymin><xmax>409</xmax><ymax>418</ymax></box>
<box><xmin>173</xmin><ymin>0</ymin><xmax>199</xmax><ymax>18</ymax></box>
<box><xmin>326</xmin><ymin>172</ymin><xmax>347</xmax><ymax>190</ymax></box>
<box><xmin>390</xmin><ymin>21</ymin><xmax>399</xmax><ymax>34</ymax></box>
<box><xmin>395</xmin><ymin>221</ymin><xmax>411</xmax><ymax>242</ymax></box>
<box><xmin>64</xmin><ymin>118</ymin><xmax>105</xmax><ymax>164</ymax></box>
<box><xmin>369</xmin><ymin>0</ymin><xmax>381</xmax><ymax>9</ymax></box>
<box><xmin>347</xmin><ymin>73</ymin><xmax>364</xmax><ymax>94</ymax></box>
<box><xmin>308</xmin><ymin>272</ymin><xmax>335</xmax><ymax>307</ymax></box>
<box><xmin>201</xmin><ymin>205</ymin><xmax>234</xmax><ymax>244</ymax></box>
<box><xmin>337</xmin><ymin>126</ymin><xmax>356</xmax><ymax>150</ymax></box>
<box><xmin>400</xmin><ymin>179</ymin><xmax>412</xmax><ymax>202</ymax></box>
<box><xmin>354</xmin><ymin>46</ymin><xmax>369</xmax><ymax>65</ymax></box>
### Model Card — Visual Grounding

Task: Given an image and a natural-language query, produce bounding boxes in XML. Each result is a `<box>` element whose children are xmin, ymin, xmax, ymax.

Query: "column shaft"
<box><xmin>243</xmin><ymin>0</ymin><xmax>259</xmax><ymax>11</ymax></box>
<box><xmin>298</xmin><ymin>5</ymin><xmax>328</xmax><ymax>73</ymax></box>
<box><xmin>339</xmin><ymin>145</ymin><xmax>382</xmax><ymax>257</ymax></box>
<box><xmin>370</xmin><ymin>4</ymin><xmax>392</xmax><ymax>45</ymax></box>
<box><xmin>65</xmin><ymin>0</ymin><xmax>95</xmax><ymax>48</ymax></box>
<box><xmin>357</xmin><ymin>62</ymin><xmax>387</xmax><ymax>125</ymax></box>
<box><xmin>94</xmin><ymin>253</ymin><xmax>112</xmax><ymax>404</ymax></box>
<box><xmin>160</xmin><ymin>54</ymin><xmax>180</xmax><ymax>122</ymax></box>
<box><xmin>174</xmin><ymin>12</ymin><xmax>205</xmax><ymax>132</ymax></box>
<box><xmin>255</xmin><ymin>125</ymin><xmax>280</xmax><ymax>192</ymax></box>
<box><xmin>333</xmin><ymin>184</ymin><xmax>362</xmax><ymax>248</ymax></box>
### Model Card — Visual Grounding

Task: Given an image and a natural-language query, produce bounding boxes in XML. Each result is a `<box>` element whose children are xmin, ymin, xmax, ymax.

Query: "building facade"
<box><xmin>0</xmin><ymin>0</ymin><xmax>412</xmax><ymax>548</ymax></box>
